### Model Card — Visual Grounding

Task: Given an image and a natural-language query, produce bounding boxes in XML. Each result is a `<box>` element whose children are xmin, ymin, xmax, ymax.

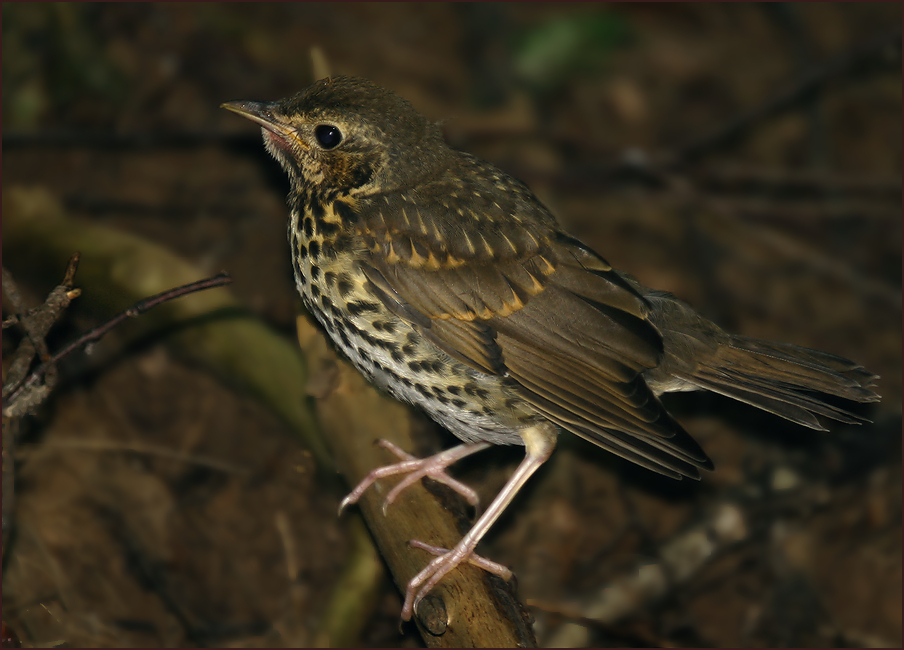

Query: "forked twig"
<box><xmin>2</xmin><ymin>268</ymin><xmax>232</xmax><ymax>416</ymax></box>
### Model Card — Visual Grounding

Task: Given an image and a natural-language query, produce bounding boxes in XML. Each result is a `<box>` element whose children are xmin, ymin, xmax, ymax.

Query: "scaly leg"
<box><xmin>400</xmin><ymin>424</ymin><xmax>557</xmax><ymax>621</ymax></box>
<box><xmin>408</xmin><ymin>540</ymin><xmax>513</xmax><ymax>580</ymax></box>
<box><xmin>339</xmin><ymin>440</ymin><xmax>492</xmax><ymax>515</ymax></box>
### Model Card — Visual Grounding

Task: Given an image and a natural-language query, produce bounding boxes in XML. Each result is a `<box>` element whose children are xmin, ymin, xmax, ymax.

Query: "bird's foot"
<box><xmin>339</xmin><ymin>440</ymin><xmax>490</xmax><ymax>516</ymax></box>
<box><xmin>400</xmin><ymin>539</ymin><xmax>513</xmax><ymax>621</ymax></box>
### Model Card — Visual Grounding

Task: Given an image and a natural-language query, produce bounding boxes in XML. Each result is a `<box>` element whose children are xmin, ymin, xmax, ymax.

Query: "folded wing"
<box><xmin>354</xmin><ymin>164</ymin><xmax>713</xmax><ymax>479</ymax></box>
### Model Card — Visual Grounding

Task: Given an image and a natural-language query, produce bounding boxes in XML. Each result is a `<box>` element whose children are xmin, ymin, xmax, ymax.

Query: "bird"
<box><xmin>222</xmin><ymin>76</ymin><xmax>880</xmax><ymax>622</ymax></box>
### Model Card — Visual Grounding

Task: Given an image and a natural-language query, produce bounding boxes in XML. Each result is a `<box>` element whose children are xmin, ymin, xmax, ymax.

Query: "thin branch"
<box><xmin>48</xmin><ymin>272</ymin><xmax>233</xmax><ymax>367</ymax></box>
<box><xmin>61</xmin><ymin>252</ymin><xmax>81</xmax><ymax>286</ymax></box>
<box><xmin>2</xmin><ymin>254</ymin><xmax>81</xmax><ymax>396</ymax></box>
<box><xmin>2</xmin><ymin>272</ymin><xmax>232</xmax><ymax>414</ymax></box>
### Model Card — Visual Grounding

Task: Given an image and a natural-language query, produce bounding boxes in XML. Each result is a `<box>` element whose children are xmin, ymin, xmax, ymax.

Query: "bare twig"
<box><xmin>2</xmin><ymin>254</ymin><xmax>81</xmax><ymax>395</ymax></box>
<box><xmin>4</xmin><ymin>185</ymin><xmax>327</xmax><ymax>467</ymax></box>
<box><xmin>3</xmin><ymin>272</ymin><xmax>232</xmax><ymax>414</ymax></box>
<box><xmin>48</xmin><ymin>272</ymin><xmax>232</xmax><ymax>370</ymax></box>
<box><xmin>3</xmin><ymin>256</ymin><xmax>83</xmax><ymax>548</ymax></box>
<box><xmin>2</xmin><ymin>263</ymin><xmax>234</xmax><ymax>561</ymax></box>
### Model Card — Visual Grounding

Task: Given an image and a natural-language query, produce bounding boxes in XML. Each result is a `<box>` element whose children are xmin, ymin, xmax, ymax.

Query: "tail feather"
<box><xmin>724</xmin><ymin>336</ymin><xmax>879</xmax><ymax>396</ymax></box>
<box><xmin>675</xmin><ymin>335</ymin><xmax>880</xmax><ymax>431</ymax></box>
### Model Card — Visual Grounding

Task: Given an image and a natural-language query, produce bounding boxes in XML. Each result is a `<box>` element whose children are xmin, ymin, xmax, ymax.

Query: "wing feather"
<box><xmin>354</xmin><ymin>156</ymin><xmax>712</xmax><ymax>475</ymax></box>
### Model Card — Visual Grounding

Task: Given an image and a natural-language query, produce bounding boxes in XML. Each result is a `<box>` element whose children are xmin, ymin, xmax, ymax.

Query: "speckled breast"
<box><xmin>285</xmin><ymin>195</ymin><xmax>536</xmax><ymax>447</ymax></box>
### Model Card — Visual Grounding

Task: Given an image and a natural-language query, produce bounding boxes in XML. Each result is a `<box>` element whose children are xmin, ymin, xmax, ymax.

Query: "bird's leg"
<box><xmin>339</xmin><ymin>440</ymin><xmax>492</xmax><ymax>515</ymax></box>
<box><xmin>408</xmin><ymin>540</ymin><xmax>513</xmax><ymax>579</ymax></box>
<box><xmin>400</xmin><ymin>424</ymin><xmax>557</xmax><ymax>621</ymax></box>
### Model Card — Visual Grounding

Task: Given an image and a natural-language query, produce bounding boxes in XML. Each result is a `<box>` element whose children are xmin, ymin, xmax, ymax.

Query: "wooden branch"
<box><xmin>297</xmin><ymin>318</ymin><xmax>537</xmax><ymax>647</ymax></box>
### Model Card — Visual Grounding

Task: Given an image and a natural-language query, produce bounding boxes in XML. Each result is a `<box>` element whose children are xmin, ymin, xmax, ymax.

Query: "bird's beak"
<box><xmin>221</xmin><ymin>100</ymin><xmax>279</xmax><ymax>128</ymax></box>
<box><xmin>221</xmin><ymin>100</ymin><xmax>306</xmax><ymax>150</ymax></box>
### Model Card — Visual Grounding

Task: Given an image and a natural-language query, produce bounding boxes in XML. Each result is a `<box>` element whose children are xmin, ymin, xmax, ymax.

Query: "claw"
<box><xmin>338</xmin><ymin>440</ymin><xmax>491</xmax><ymax>517</ymax></box>
<box><xmin>396</xmin><ymin>425</ymin><xmax>555</xmax><ymax>621</ymax></box>
<box><xmin>400</xmin><ymin>541</ymin><xmax>516</xmax><ymax>621</ymax></box>
<box><xmin>408</xmin><ymin>539</ymin><xmax>513</xmax><ymax>579</ymax></box>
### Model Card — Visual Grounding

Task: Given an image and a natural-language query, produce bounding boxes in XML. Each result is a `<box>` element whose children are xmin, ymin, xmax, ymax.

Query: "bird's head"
<box><xmin>222</xmin><ymin>76</ymin><xmax>450</xmax><ymax>196</ymax></box>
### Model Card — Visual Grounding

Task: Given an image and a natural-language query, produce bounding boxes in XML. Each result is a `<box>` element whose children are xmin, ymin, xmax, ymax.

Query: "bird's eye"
<box><xmin>314</xmin><ymin>124</ymin><xmax>343</xmax><ymax>149</ymax></box>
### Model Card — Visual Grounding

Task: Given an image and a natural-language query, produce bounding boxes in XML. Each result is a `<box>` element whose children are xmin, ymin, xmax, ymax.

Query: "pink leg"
<box><xmin>339</xmin><ymin>440</ymin><xmax>491</xmax><ymax>516</ymax></box>
<box><xmin>400</xmin><ymin>425</ymin><xmax>557</xmax><ymax>621</ymax></box>
<box><xmin>408</xmin><ymin>540</ymin><xmax>513</xmax><ymax>580</ymax></box>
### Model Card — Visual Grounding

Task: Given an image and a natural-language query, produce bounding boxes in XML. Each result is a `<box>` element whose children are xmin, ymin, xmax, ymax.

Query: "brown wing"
<box><xmin>354</xmin><ymin>158</ymin><xmax>713</xmax><ymax>479</ymax></box>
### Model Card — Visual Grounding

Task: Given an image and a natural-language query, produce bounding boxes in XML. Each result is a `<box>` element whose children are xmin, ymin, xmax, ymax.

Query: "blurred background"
<box><xmin>2</xmin><ymin>3</ymin><xmax>901</xmax><ymax>647</ymax></box>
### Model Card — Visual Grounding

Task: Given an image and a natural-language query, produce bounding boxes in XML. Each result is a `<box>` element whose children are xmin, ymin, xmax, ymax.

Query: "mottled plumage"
<box><xmin>223</xmin><ymin>76</ymin><xmax>879</xmax><ymax>621</ymax></box>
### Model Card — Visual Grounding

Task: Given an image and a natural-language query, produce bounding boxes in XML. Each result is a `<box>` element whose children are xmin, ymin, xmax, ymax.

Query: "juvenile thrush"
<box><xmin>223</xmin><ymin>76</ymin><xmax>880</xmax><ymax>621</ymax></box>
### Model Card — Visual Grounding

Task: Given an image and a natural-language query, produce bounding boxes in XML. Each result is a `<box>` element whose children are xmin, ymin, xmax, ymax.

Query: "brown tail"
<box><xmin>675</xmin><ymin>335</ymin><xmax>880</xmax><ymax>431</ymax></box>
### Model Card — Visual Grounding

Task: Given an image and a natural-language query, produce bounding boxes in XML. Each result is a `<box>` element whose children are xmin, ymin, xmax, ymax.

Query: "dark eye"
<box><xmin>314</xmin><ymin>124</ymin><xmax>342</xmax><ymax>149</ymax></box>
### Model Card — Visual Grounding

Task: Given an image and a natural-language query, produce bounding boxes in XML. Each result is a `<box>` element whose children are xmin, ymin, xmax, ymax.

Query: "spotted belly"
<box><xmin>287</xmin><ymin>213</ymin><xmax>535</xmax><ymax>446</ymax></box>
